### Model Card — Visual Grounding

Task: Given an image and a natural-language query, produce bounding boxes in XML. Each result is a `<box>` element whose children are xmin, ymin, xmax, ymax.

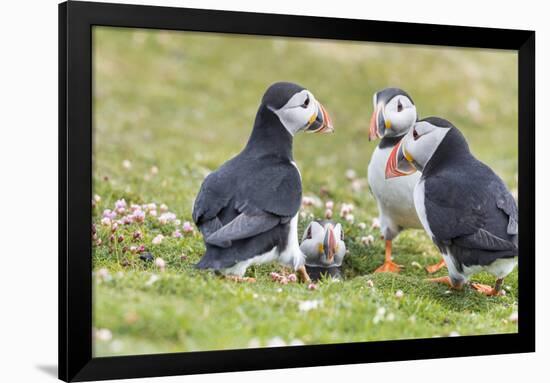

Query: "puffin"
<box><xmin>300</xmin><ymin>220</ymin><xmax>346</xmax><ymax>281</ymax></box>
<box><xmin>367</xmin><ymin>88</ymin><xmax>445</xmax><ymax>274</ymax></box>
<box><xmin>385</xmin><ymin>117</ymin><xmax>518</xmax><ymax>295</ymax></box>
<box><xmin>193</xmin><ymin>82</ymin><xmax>334</xmax><ymax>282</ymax></box>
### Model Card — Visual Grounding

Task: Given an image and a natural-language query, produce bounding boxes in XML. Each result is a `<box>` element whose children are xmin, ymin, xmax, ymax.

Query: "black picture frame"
<box><xmin>59</xmin><ymin>1</ymin><xmax>535</xmax><ymax>381</ymax></box>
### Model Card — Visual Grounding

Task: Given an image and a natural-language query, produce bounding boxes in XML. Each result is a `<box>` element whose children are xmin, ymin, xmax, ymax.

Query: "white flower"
<box><xmin>395</xmin><ymin>290</ymin><xmax>404</xmax><ymax>299</ymax></box>
<box><xmin>289</xmin><ymin>339</ymin><xmax>305</xmax><ymax>346</ymax></box>
<box><xmin>345</xmin><ymin>169</ymin><xmax>357</xmax><ymax>180</ymax></box>
<box><xmin>158</xmin><ymin>212</ymin><xmax>177</xmax><ymax>225</ymax></box>
<box><xmin>340</xmin><ymin>203</ymin><xmax>354</xmax><ymax>217</ymax></box>
<box><xmin>100</xmin><ymin>217</ymin><xmax>111</xmax><ymax>226</ymax></box>
<box><xmin>95</xmin><ymin>328</ymin><xmax>112</xmax><ymax>341</ymax></box>
<box><xmin>371</xmin><ymin>217</ymin><xmax>381</xmax><ymax>229</ymax></box>
<box><xmin>366</xmin><ymin>279</ymin><xmax>374</xmax><ymax>288</ymax></box>
<box><xmin>357</xmin><ymin>222</ymin><xmax>367</xmax><ymax>230</ymax></box>
<box><xmin>345</xmin><ymin>214</ymin><xmax>355</xmax><ymax>223</ymax></box>
<box><xmin>122</xmin><ymin>160</ymin><xmax>132</xmax><ymax>170</ymax></box>
<box><xmin>267</xmin><ymin>337</ymin><xmax>286</xmax><ymax>347</ymax></box>
<box><xmin>145</xmin><ymin>274</ymin><xmax>160</xmax><ymax>286</ymax></box>
<box><xmin>93</xmin><ymin>194</ymin><xmax>101</xmax><ymax>202</ymax></box>
<box><xmin>298</xmin><ymin>299</ymin><xmax>322</xmax><ymax>312</ymax></box>
<box><xmin>155</xmin><ymin>257</ymin><xmax>166</xmax><ymax>270</ymax></box>
<box><xmin>247</xmin><ymin>338</ymin><xmax>261</xmax><ymax>348</ymax></box>
<box><xmin>152</xmin><ymin>234</ymin><xmax>164</xmax><ymax>245</ymax></box>
<box><xmin>150</xmin><ymin>165</ymin><xmax>159</xmax><ymax>175</ymax></box>
<box><xmin>325</xmin><ymin>200</ymin><xmax>334</xmax><ymax>210</ymax></box>
<box><xmin>159</xmin><ymin>203</ymin><xmax>168</xmax><ymax>212</ymax></box>
<box><xmin>509</xmin><ymin>312</ymin><xmax>518</xmax><ymax>323</ymax></box>
<box><xmin>361</xmin><ymin>235</ymin><xmax>375</xmax><ymax>246</ymax></box>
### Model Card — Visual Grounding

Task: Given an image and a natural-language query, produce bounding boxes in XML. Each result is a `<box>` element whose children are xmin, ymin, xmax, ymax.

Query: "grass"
<box><xmin>91</xmin><ymin>27</ymin><xmax>519</xmax><ymax>357</ymax></box>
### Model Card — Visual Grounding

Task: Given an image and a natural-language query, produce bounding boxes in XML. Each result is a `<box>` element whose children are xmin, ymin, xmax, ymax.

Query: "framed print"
<box><xmin>59</xmin><ymin>1</ymin><xmax>535</xmax><ymax>381</ymax></box>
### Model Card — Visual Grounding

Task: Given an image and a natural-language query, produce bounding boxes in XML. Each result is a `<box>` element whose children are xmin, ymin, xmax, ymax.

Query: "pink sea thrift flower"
<box><xmin>182</xmin><ymin>221</ymin><xmax>194</xmax><ymax>233</ymax></box>
<box><xmin>133</xmin><ymin>231</ymin><xmax>142</xmax><ymax>240</ymax></box>
<box><xmin>132</xmin><ymin>210</ymin><xmax>145</xmax><ymax>223</ymax></box>
<box><xmin>158</xmin><ymin>212</ymin><xmax>177</xmax><ymax>225</ymax></box>
<box><xmin>172</xmin><ymin>230</ymin><xmax>182</xmax><ymax>238</ymax></box>
<box><xmin>103</xmin><ymin>209</ymin><xmax>117</xmax><ymax>220</ymax></box>
<box><xmin>152</xmin><ymin>234</ymin><xmax>164</xmax><ymax>245</ymax></box>
<box><xmin>115</xmin><ymin>199</ymin><xmax>127</xmax><ymax>209</ymax></box>
<box><xmin>371</xmin><ymin>217</ymin><xmax>381</xmax><ymax>230</ymax></box>
<box><xmin>325</xmin><ymin>200</ymin><xmax>334</xmax><ymax>210</ymax></box>
<box><xmin>155</xmin><ymin>257</ymin><xmax>166</xmax><ymax>270</ymax></box>
<box><xmin>159</xmin><ymin>203</ymin><xmax>168</xmax><ymax>212</ymax></box>
<box><xmin>100</xmin><ymin>217</ymin><xmax>111</xmax><ymax>226</ymax></box>
<box><xmin>324</xmin><ymin>209</ymin><xmax>333</xmax><ymax>219</ymax></box>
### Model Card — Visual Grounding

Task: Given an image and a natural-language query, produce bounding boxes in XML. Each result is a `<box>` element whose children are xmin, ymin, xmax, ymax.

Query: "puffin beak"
<box><xmin>385</xmin><ymin>137</ymin><xmax>417</xmax><ymax>179</ymax></box>
<box><xmin>306</xmin><ymin>101</ymin><xmax>334</xmax><ymax>134</ymax></box>
<box><xmin>323</xmin><ymin>225</ymin><xmax>337</xmax><ymax>264</ymax></box>
<box><xmin>368</xmin><ymin>104</ymin><xmax>387</xmax><ymax>141</ymax></box>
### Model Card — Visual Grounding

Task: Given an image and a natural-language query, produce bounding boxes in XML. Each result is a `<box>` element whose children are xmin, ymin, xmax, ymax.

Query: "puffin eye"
<box><xmin>397</xmin><ymin>99</ymin><xmax>403</xmax><ymax>113</ymax></box>
<box><xmin>413</xmin><ymin>128</ymin><xmax>419</xmax><ymax>141</ymax></box>
<box><xmin>302</xmin><ymin>96</ymin><xmax>310</xmax><ymax>108</ymax></box>
<box><xmin>305</xmin><ymin>226</ymin><xmax>312</xmax><ymax>239</ymax></box>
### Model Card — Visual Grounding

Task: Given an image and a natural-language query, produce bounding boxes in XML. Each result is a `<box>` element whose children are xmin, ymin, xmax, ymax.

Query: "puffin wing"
<box><xmin>243</xmin><ymin>161</ymin><xmax>302</xmax><ymax>217</ymax></box>
<box><xmin>424</xmin><ymin>173</ymin><xmax>517</xmax><ymax>252</ymax></box>
<box><xmin>205</xmin><ymin>210</ymin><xmax>280</xmax><ymax>248</ymax></box>
<box><xmin>495</xmin><ymin>182</ymin><xmax>518</xmax><ymax>235</ymax></box>
<box><xmin>192</xmin><ymin>171</ymin><xmax>232</xmax><ymax>237</ymax></box>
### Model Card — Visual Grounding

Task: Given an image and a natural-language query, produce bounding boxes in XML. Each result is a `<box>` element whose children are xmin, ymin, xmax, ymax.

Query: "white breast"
<box><xmin>368</xmin><ymin>145</ymin><xmax>422</xmax><ymax>230</ymax></box>
<box><xmin>413</xmin><ymin>178</ymin><xmax>433</xmax><ymax>238</ymax></box>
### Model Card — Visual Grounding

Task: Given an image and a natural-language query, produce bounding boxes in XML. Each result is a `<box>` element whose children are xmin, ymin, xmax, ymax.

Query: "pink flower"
<box><xmin>371</xmin><ymin>218</ymin><xmax>381</xmax><ymax>230</ymax></box>
<box><xmin>172</xmin><ymin>230</ymin><xmax>182</xmax><ymax>238</ymax></box>
<box><xmin>133</xmin><ymin>231</ymin><xmax>142</xmax><ymax>240</ymax></box>
<box><xmin>132</xmin><ymin>210</ymin><xmax>145</xmax><ymax>223</ymax></box>
<box><xmin>340</xmin><ymin>203</ymin><xmax>354</xmax><ymax>218</ymax></box>
<box><xmin>100</xmin><ymin>217</ymin><xmax>111</xmax><ymax>226</ymax></box>
<box><xmin>152</xmin><ymin>234</ymin><xmax>164</xmax><ymax>245</ymax></box>
<box><xmin>182</xmin><ymin>221</ymin><xmax>194</xmax><ymax>233</ymax></box>
<box><xmin>288</xmin><ymin>274</ymin><xmax>297</xmax><ymax>283</ymax></box>
<box><xmin>159</xmin><ymin>203</ymin><xmax>168</xmax><ymax>212</ymax></box>
<box><xmin>102</xmin><ymin>209</ymin><xmax>117</xmax><ymax>220</ymax></box>
<box><xmin>158</xmin><ymin>212</ymin><xmax>177</xmax><ymax>225</ymax></box>
<box><xmin>115</xmin><ymin>199</ymin><xmax>127</xmax><ymax>210</ymax></box>
<box><xmin>324</xmin><ymin>209</ymin><xmax>333</xmax><ymax>219</ymax></box>
<box><xmin>325</xmin><ymin>201</ymin><xmax>334</xmax><ymax>210</ymax></box>
<box><xmin>155</xmin><ymin>257</ymin><xmax>166</xmax><ymax>270</ymax></box>
<box><xmin>307</xmin><ymin>283</ymin><xmax>318</xmax><ymax>290</ymax></box>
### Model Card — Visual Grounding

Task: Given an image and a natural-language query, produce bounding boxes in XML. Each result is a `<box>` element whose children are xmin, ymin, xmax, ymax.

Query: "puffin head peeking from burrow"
<box><xmin>369</xmin><ymin>87</ymin><xmax>417</xmax><ymax>142</ymax></box>
<box><xmin>193</xmin><ymin>82</ymin><xmax>333</xmax><ymax>283</ymax></box>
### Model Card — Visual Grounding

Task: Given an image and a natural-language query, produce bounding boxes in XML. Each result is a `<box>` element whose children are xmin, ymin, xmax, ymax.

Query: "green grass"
<box><xmin>92</xmin><ymin>27</ymin><xmax>519</xmax><ymax>357</ymax></box>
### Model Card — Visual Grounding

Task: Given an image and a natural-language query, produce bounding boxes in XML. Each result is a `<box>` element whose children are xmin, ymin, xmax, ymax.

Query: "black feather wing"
<box><xmin>424</xmin><ymin>163</ymin><xmax>517</xmax><ymax>252</ymax></box>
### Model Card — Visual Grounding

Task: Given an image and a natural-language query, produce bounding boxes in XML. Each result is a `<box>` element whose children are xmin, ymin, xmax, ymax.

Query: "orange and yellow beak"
<box><xmin>322</xmin><ymin>225</ymin><xmax>337</xmax><ymax>264</ymax></box>
<box><xmin>305</xmin><ymin>101</ymin><xmax>334</xmax><ymax>134</ymax></box>
<box><xmin>385</xmin><ymin>139</ymin><xmax>417</xmax><ymax>179</ymax></box>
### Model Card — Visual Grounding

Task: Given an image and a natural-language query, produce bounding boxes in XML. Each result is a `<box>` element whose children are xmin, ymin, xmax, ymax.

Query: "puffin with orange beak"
<box><xmin>367</xmin><ymin>88</ymin><xmax>445</xmax><ymax>274</ymax></box>
<box><xmin>300</xmin><ymin>221</ymin><xmax>346</xmax><ymax>281</ymax></box>
<box><xmin>385</xmin><ymin>117</ymin><xmax>518</xmax><ymax>295</ymax></box>
<box><xmin>194</xmin><ymin>82</ymin><xmax>333</xmax><ymax>282</ymax></box>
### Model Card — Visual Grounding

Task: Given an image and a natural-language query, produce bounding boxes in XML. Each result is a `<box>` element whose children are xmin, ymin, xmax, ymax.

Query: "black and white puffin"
<box><xmin>193</xmin><ymin>82</ymin><xmax>333</xmax><ymax>282</ymax></box>
<box><xmin>367</xmin><ymin>88</ymin><xmax>445</xmax><ymax>273</ymax></box>
<box><xmin>300</xmin><ymin>220</ymin><xmax>346</xmax><ymax>281</ymax></box>
<box><xmin>385</xmin><ymin>117</ymin><xmax>518</xmax><ymax>295</ymax></box>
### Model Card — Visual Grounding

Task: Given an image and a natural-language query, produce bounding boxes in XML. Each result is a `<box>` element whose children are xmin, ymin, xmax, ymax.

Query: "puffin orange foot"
<box><xmin>426</xmin><ymin>259</ymin><xmax>447</xmax><ymax>274</ymax></box>
<box><xmin>426</xmin><ymin>276</ymin><xmax>464</xmax><ymax>290</ymax></box>
<box><xmin>374</xmin><ymin>260</ymin><xmax>403</xmax><ymax>273</ymax></box>
<box><xmin>297</xmin><ymin>265</ymin><xmax>312</xmax><ymax>284</ymax></box>
<box><xmin>471</xmin><ymin>283</ymin><xmax>504</xmax><ymax>296</ymax></box>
